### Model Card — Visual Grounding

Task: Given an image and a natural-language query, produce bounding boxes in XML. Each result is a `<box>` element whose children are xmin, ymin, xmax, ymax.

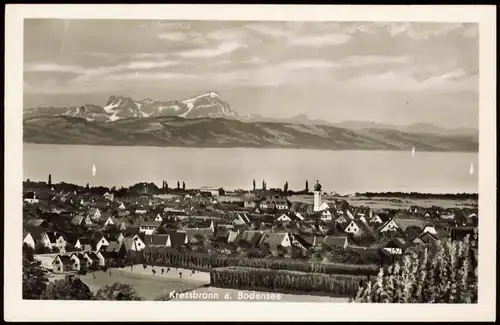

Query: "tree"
<box><xmin>23</xmin><ymin>256</ymin><xmax>49</xmax><ymax>299</ymax></box>
<box><xmin>305</xmin><ymin>180</ymin><xmax>309</xmax><ymax>192</ymax></box>
<box><xmin>23</xmin><ymin>243</ymin><xmax>35</xmax><ymax>261</ymax></box>
<box><xmin>182</xmin><ymin>182</ymin><xmax>186</xmax><ymax>191</ymax></box>
<box><xmin>353</xmin><ymin>234</ymin><xmax>478</xmax><ymax>303</ymax></box>
<box><xmin>86</xmin><ymin>183</ymin><xmax>90</xmax><ymax>189</ymax></box>
<box><xmin>42</xmin><ymin>275</ymin><xmax>93</xmax><ymax>300</ymax></box>
<box><xmin>93</xmin><ymin>282</ymin><xmax>143</xmax><ymax>300</ymax></box>
<box><xmin>48</xmin><ymin>174</ymin><xmax>52</xmax><ymax>186</ymax></box>
<box><xmin>177</xmin><ymin>181</ymin><xmax>180</xmax><ymax>189</ymax></box>
<box><xmin>284</xmin><ymin>182</ymin><xmax>288</xmax><ymax>193</ymax></box>
<box><xmin>405</xmin><ymin>226</ymin><xmax>423</xmax><ymax>240</ymax></box>
<box><xmin>352</xmin><ymin>232</ymin><xmax>378</xmax><ymax>247</ymax></box>
<box><xmin>34</xmin><ymin>243</ymin><xmax>52</xmax><ymax>255</ymax></box>
<box><xmin>253</xmin><ymin>179</ymin><xmax>256</xmax><ymax>192</ymax></box>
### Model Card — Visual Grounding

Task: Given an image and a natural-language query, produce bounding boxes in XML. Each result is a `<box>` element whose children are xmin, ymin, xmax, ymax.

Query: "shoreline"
<box><xmin>23</xmin><ymin>141</ymin><xmax>479</xmax><ymax>154</ymax></box>
<box><xmin>23</xmin><ymin>179</ymin><xmax>479</xmax><ymax>199</ymax></box>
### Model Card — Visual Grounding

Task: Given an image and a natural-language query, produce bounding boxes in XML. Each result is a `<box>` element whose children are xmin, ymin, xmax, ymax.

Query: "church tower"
<box><xmin>313</xmin><ymin>180</ymin><xmax>322</xmax><ymax>212</ymax></box>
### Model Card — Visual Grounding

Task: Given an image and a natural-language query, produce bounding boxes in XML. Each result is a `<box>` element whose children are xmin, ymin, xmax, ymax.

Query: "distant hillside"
<box><xmin>333</xmin><ymin>121</ymin><xmax>478</xmax><ymax>136</ymax></box>
<box><xmin>240</xmin><ymin>116</ymin><xmax>478</xmax><ymax>136</ymax></box>
<box><xmin>23</xmin><ymin>115</ymin><xmax>478</xmax><ymax>152</ymax></box>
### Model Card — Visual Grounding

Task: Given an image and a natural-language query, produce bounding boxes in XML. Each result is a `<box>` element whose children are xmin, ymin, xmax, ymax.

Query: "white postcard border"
<box><xmin>4</xmin><ymin>4</ymin><xmax>497</xmax><ymax>322</ymax></box>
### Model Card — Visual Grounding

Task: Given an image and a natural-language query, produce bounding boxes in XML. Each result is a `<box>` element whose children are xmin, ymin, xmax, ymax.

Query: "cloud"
<box><xmin>157</xmin><ymin>32</ymin><xmax>188</xmax><ymax>41</ymax></box>
<box><xmin>463</xmin><ymin>25</ymin><xmax>479</xmax><ymax>38</ymax></box>
<box><xmin>176</xmin><ymin>41</ymin><xmax>244</xmax><ymax>58</ymax></box>
<box><xmin>24</xmin><ymin>63</ymin><xmax>82</xmax><ymax>73</ymax></box>
<box><xmin>340</xmin><ymin>55</ymin><xmax>412</xmax><ymax>67</ymax></box>
<box><xmin>385</xmin><ymin>22</ymin><xmax>469</xmax><ymax>40</ymax></box>
<box><xmin>289</xmin><ymin>34</ymin><xmax>352</xmax><ymax>47</ymax></box>
<box><xmin>280</xmin><ymin>59</ymin><xmax>340</xmax><ymax>70</ymax></box>
<box><xmin>245</xmin><ymin>23</ymin><xmax>352</xmax><ymax>47</ymax></box>
<box><xmin>25</xmin><ymin>60</ymin><xmax>182</xmax><ymax>82</ymax></box>
<box><xmin>213</xmin><ymin>56</ymin><xmax>264</xmax><ymax>67</ymax></box>
<box><xmin>24</xmin><ymin>19</ymin><xmax>479</xmax><ymax>115</ymax></box>
<box><xmin>101</xmin><ymin>72</ymin><xmax>203</xmax><ymax>82</ymax></box>
<box><xmin>344</xmin><ymin>68</ymin><xmax>477</xmax><ymax>92</ymax></box>
<box><xmin>206</xmin><ymin>59</ymin><xmax>341</xmax><ymax>87</ymax></box>
<box><xmin>206</xmin><ymin>28</ymin><xmax>249</xmax><ymax>42</ymax></box>
<box><xmin>244</xmin><ymin>23</ymin><xmax>289</xmax><ymax>39</ymax></box>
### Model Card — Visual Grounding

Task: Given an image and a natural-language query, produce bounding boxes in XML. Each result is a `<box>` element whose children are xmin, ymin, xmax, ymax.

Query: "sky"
<box><xmin>24</xmin><ymin>20</ymin><xmax>479</xmax><ymax>127</ymax></box>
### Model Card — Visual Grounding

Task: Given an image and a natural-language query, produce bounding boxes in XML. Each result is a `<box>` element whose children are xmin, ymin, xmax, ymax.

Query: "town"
<box><xmin>22</xmin><ymin>175</ymin><xmax>479</xmax><ymax>300</ymax></box>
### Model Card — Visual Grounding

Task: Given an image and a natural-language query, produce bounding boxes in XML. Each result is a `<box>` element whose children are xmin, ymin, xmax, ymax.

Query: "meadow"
<box><xmin>48</xmin><ymin>265</ymin><xmax>210</xmax><ymax>300</ymax></box>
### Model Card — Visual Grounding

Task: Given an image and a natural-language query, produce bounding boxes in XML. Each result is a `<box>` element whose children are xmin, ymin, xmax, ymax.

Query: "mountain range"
<box><xmin>24</xmin><ymin>92</ymin><xmax>237</xmax><ymax>122</ymax></box>
<box><xmin>23</xmin><ymin>92</ymin><xmax>478</xmax><ymax>152</ymax></box>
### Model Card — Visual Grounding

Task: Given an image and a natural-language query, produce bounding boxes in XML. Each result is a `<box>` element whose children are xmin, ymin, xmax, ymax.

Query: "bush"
<box><xmin>52</xmin><ymin>247</ymin><xmax>60</xmax><ymax>254</ymax></box>
<box><xmin>42</xmin><ymin>275</ymin><xmax>93</xmax><ymax>300</ymax></box>
<box><xmin>93</xmin><ymin>282</ymin><xmax>143</xmax><ymax>300</ymax></box>
<box><xmin>210</xmin><ymin>267</ymin><xmax>366</xmax><ymax>298</ymax></box>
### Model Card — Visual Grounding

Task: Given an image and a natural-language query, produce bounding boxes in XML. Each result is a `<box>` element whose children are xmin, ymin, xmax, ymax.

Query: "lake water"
<box><xmin>23</xmin><ymin>144</ymin><xmax>478</xmax><ymax>194</ymax></box>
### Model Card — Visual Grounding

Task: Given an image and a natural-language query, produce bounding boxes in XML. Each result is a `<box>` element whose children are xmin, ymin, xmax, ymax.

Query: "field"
<box><xmin>289</xmin><ymin>195</ymin><xmax>478</xmax><ymax>210</ymax></box>
<box><xmin>48</xmin><ymin>265</ymin><xmax>210</xmax><ymax>300</ymax></box>
<box><xmin>171</xmin><ymin>287</ymin><xmax>350</xmax><ymax>302</ymax></box>
<box><xmin>46</xmin><ymin>265</ymin><xmax>349</xmax><ymax>302</ymax></box>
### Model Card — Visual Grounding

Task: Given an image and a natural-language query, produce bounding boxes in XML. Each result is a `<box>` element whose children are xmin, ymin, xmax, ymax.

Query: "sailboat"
<box><xmin>469</xmin><ymin>163</ymin><xmax>474</xmax><ymax>175</ymax></box>
<box><xmin>412</xmin><ymin>146</ymin><xmax>415</xmax><ymax>157</ymax></box>
<box><xmin>92</xmin><ymin>164</ymin><xmax>96</xmax><ymax>177</ymax></box>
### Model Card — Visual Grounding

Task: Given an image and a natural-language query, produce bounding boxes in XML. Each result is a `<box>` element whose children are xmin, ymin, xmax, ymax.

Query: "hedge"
<box><xmin>142</xmin><ymin>247</ymin><xmax>380</xmax><ymax>276</ymax></box>
<box><xmin>210</xmin><ymin>267</ymin><xmax>367</xmax><ymax>297</ymax></box>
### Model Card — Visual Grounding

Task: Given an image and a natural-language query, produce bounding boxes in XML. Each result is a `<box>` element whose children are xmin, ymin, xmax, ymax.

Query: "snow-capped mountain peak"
<box><xmin>49</xmin><ymin>92</ymin><xmax>238</xmax><ymax>122</ymax></box>
<box><xmin>179</xmin><ymin>91</ymin><xmax>235</xmax><ymax>118</ymax></box>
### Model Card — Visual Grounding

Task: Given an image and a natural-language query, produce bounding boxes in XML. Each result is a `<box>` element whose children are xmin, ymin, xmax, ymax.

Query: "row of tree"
<box><xmin>210</xmin><ymin>267</ymin><xmax>366</xmax><ymax>297</ymax></box>
<box><xmin>141</xmin><ymin>247</ymin><xmax>380</xmax><ymax>276</ymax></box>
<box><xmin>161</xmin><ymin>181</ymin><xmax>186</xmax><ymax>191</ymax></box>
<box><xmin>252</xmin><ymin>179</ymin><xmax>311</xmax><ymax>193</ymax></box>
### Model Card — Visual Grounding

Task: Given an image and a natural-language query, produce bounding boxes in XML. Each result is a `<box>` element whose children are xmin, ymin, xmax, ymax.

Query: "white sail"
<box><xmin>92</xmin><ymin>164</ymin><xmax>96</xmax><ymax>177</ymax></box>
<box><xmin>469</xmin><ymin>163</ymin><xmax>474</xmax><ymax>175</ymax></box>
<box><xmin>412</xmin><ymin>146</ymin><xmax>415</xmax><ymax>157</ymax></box>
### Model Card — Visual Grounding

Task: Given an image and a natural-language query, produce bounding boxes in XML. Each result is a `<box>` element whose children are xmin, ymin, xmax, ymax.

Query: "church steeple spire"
<box><xmin>313</xmin><ymin>180</ymin><xmax>323</xmax><ymax>212</ymax></box>
<box><xmin>314</xmin><ymin>180</ymin><xmax>322</xmax><ymax>192</ymax></box>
